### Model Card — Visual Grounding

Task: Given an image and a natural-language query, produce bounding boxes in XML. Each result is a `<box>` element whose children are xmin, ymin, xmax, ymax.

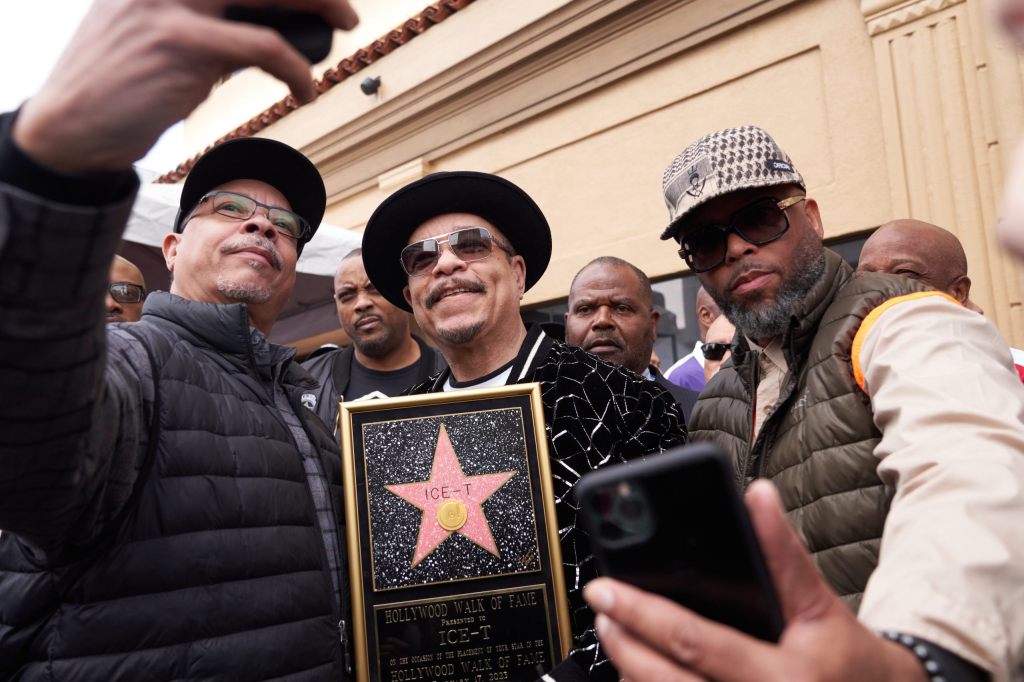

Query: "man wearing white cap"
<box><xmin>584</xmin><ymin>125</ymin><xmax>1024</xmax><ymax>681</ymax></box>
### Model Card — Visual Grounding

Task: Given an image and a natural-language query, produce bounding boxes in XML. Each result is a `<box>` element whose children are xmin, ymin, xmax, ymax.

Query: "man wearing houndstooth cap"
<box><xmin>660</xmin><ymin>125</ymin><xmax>806</xmax><ymax>242</ymax></box>
<box><xmin>660</xmin><ymin>125</ymin><xmax>819</xmax><ymax>343</ymax></box>
<box><xmin>582</xmin><ymin>125</ymin><xmax>1024</xmax><ymax>682</ymax></box>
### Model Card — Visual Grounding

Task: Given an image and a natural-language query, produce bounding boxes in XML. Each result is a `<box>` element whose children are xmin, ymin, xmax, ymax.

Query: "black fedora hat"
<box><xmin>174</xmin><ymin>137</ymin><xmax>326</xmax><ymax>252</ymax></box>
<box><xmin>361</xmin><ymin>171</ymin><xmax>552</xmax><ymax>312</ymax></box>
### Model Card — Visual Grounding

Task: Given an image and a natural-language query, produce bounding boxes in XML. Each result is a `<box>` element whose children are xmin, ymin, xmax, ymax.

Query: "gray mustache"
<box><xmin>220</xmin><ymin>236</ymin><xmax>283</xmax><ymax>271</ymax></box>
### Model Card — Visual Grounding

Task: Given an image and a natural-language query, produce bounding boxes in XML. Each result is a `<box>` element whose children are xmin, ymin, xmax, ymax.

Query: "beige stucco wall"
<box><xmin>436</xmin><ymin>0</ymin><xmax>888</xmax><ymax>299</ymax></box>
<box><xmin>182</xmin><ymin>0</ymin><xmax>578</xmax><ymax>157</ymax></box>
<box><xmin>184</xmin><ymin>0</ymin><xmax>1024</xmax><ymax>345</ymax></box>
<box><xmin>183</xmin><ymin>0</ymin><xmax>445</xmax><ymax>156</ymax></box>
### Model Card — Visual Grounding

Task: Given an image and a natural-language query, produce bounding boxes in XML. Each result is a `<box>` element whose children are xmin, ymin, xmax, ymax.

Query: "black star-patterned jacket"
<box><xmin>408</xmin><ymin>324</ymin><xmax>688</xmax><ymax>682</ymax></box>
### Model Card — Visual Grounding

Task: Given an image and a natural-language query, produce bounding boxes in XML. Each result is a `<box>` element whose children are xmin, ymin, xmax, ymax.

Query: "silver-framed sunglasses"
<box><xmin>400</xmin><ymin>226</ymin><xmax>514</xmax><ymax>277</ymax></box>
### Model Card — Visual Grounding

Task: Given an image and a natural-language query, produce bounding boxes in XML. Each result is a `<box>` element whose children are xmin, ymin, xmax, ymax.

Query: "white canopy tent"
<box><xmin>121</xmin><ymin>182</ymin><xmax>361</xmax><ymax>344</ymax></box>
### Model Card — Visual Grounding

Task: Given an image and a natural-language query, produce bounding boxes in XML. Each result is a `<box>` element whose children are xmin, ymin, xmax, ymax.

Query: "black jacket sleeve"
<box><xmin>0</xmin><ymin>109</ymin><xmax>150</xmax><ymax>558</ymax></box>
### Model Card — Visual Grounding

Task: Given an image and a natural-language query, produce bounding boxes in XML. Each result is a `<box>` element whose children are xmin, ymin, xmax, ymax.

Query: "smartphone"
<box><xmin>225</xmin><ymin>6</ymin><xmax>334</xmax><ymax>64</ymax></box>
<box><xmin>576</xmin><ymin>443</ymin><xmax>784</xmax><ymax>642</ymax></box>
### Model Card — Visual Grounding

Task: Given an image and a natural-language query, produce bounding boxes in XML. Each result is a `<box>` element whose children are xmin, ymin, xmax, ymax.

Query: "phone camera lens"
<box><xmin>620</xmin><ymin>498</ymin><xmax>643</xmax><ymax>519</ymax></box>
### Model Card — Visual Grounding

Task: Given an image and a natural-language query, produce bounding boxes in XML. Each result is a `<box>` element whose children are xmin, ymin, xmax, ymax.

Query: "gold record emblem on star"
<box><xmin>437</xmin><ymin>500</ymin><xmax>468</xmax><ymax>531</ymax></box>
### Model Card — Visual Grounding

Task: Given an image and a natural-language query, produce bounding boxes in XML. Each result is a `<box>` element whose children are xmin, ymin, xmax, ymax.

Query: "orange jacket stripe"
<box><xmin>851</xmin><ymin>291</ymin><xmax>960</xmax><ymax>392</ymax></box>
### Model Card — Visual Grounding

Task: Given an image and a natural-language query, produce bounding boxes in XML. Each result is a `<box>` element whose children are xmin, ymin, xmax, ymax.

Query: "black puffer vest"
<box><xmin>0</xmin><ymin>294</ymin><xmax>348</xmax><ymax>681</ymax></box>
<box><xmin>689</xmin><ymin>250</ymin><xmax>932</xmax><ymax>609</ymax></box>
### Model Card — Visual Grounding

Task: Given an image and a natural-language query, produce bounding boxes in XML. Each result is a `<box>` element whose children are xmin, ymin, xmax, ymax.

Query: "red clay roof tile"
<box><xmin>156</xmin><ymin>0</ymin><xmax>475</xmax><ymax>184</ymax></box>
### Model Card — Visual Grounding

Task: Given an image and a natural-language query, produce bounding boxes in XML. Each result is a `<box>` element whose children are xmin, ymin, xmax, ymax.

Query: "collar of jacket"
<box><xmin>139</xmin><ymin>291</ymin><xmax>314</xmax><ymax>387</ymax></box>
<box><xmin>730</xmin><ymin>248</ymin><xmax>853</xmax><ymax>371</ymax></box>
<box><xmin>425</xmin><ymin>324</ymin><xmax>554</xmax><ymax>392</ymax></box>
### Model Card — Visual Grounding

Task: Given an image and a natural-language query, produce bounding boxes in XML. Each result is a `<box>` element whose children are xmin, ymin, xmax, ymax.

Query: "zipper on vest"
<box><xmin>339</xmin><ymin>618</ymin><xmax>352</xmax><ymax>674</ymax></box>
<box><xmin>749</xmin><ymin>361</ymin><xmax>799</xmax><ymax>482</ymax></box>
<box><xmin>752</xmin><ymin>421</ymin><xmax>775</xmax><ymax>480</ymax></box>
<box><xmin>275</xmin><ymin>385</ymin><xmax>350</xmax><ymax>676</ymax></box>
<box><xmin>741</xmin><ymin>353</ymin><xmax>761</xmax><ymax>485</ymax></box>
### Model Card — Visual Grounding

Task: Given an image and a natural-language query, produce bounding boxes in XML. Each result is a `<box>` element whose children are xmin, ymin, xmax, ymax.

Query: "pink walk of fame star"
<box><xmin>385</xmin><ymin>424</ymin><xmax>516</xmax><ymax>568</ymax></box>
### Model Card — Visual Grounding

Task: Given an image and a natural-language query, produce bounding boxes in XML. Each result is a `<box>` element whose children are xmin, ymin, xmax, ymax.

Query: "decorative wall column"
<box><xmin>863</xmin><ymin>0</ymin><xmax>1024</xmax><ymax>343</ymax></box>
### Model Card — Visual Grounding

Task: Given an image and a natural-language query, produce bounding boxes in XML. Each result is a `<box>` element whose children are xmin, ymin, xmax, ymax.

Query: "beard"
<box><xmin>215</xmin><ymin>236</ymin><xmax>280</xmax><ymax>305</ymax></box>
<box><xmin>352</xmin><ymin>327</ymin><xmax>396</xmax><ymax>357</ymax></box>
<box><xmin>420</xmin><ymin>276</ymin><xmax>489</xmax><ymax>345</ymax></box>
<box><xmin>216</xmin><ymin>274</ymin><xmax>272</xmax><ymax>304</ymax></box>
<box><xmin>711</xmin><ymin>231</ymin><xmax>826</xmax><ymax>342</ymax></box>
<box><xmin>436</xmin><ymin>320</ymin><xmax>485</xmax><ymax>345</ymax></box>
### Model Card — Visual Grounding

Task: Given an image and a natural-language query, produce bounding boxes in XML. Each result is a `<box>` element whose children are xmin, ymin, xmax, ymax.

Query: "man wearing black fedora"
<box><xmin>0</xmin><ymin>0</ymin><xmax>360</xmax><ymax>678</ymax></box>
<box><xmin>361</xmin><ymin>171</ymin><xmax>687</xmax><ymax>681</ymax></box>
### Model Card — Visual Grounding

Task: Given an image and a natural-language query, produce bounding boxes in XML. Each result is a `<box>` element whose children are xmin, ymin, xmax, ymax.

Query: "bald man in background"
<box><xmin>664</xmin><ymin>286</ymin><xmax>721</xmax><ymax>391</ymax></box>
<box><xmin>106</xmin><ymin>254</ymin><xmax>147</xmax><ymax>323</ymax></box>
<box><xmin>858</xmin><ymin>219</ymin><xmax>1024</xmax><ymax>380</ymax></box>
<box><xmin>701</xmin><ymin>314</ymin><xmax>736</xmax><ymax>384</ymax></box>
<box><xmin>858</xmin><ymin>220</ymin><xmax>982</xmax><ymax>312</ymax></box>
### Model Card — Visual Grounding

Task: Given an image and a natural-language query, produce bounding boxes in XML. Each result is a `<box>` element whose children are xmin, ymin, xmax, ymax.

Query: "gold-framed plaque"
<box><xmin>339</xmin><ymin>383</ymin><xmax>572</xmax><ymax>682</ymax></box>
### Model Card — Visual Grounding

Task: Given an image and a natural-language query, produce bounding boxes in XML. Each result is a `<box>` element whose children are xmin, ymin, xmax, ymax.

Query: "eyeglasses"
<box><xmin>191</xmin><ymin>191</ymin><xmax>311</xmax><ymax>241</ymax></box>
<box><xmin>701</xmin><ymin>342</ymin><xmax>733</xmax><ymax>361</ymax></box>
<box><xmin>109</xmin><ymin>282</ymin><xmax>146</xmax><ymax>304</ymax></box>
<box><xmin>677</xmin><ymin>196</ymin><xmax>806</xmax><ymax>273</ymax></box>
<box><xmin>400</xmin><ymin>227</ymin><xmax>514</xmax><ymax>277</ymax></box>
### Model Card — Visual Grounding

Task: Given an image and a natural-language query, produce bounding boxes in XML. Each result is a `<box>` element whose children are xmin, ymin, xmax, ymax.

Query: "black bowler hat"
<box><xmin>361</xmin><ymin>171</ymin><xmax>552</xmax><ymax>312</ymax></box>
<box><xmin>174</xmin><ymin>137</ymin><xmax>326</xmax><ymax>252</ymax></box>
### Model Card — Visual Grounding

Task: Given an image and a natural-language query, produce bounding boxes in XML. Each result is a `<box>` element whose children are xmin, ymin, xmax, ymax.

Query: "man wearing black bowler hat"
<box><xmin>360</xmin><ymin>171</ymin><xmax>687</xmax><ymax>682</ymax></box>
<box><xmin>0</xmin><ymin>0</ymin><xmax>361</xmax><ymax>677</ymax></box>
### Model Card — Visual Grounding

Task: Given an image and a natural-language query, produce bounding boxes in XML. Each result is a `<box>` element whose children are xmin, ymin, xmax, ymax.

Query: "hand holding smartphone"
<box><xmin>576</xmin><ymin>443</ymin><xmax>784</xmax><ymax>642</ymax></box>
<box><xmin>225</xmin><ymin>5</ymin><xmax>334</xmax><ymax>64</ymax></box>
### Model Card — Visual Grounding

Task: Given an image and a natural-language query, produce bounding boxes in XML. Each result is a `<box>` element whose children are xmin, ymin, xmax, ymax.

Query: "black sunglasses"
<box><xmin>678</xmin><ymin>195</ymin><xmax>805</xmax><ymax>273</ymax></box>
<box><xmin>400</xmin><ymin>227</ymin><xmax>514</xmax><ymax>277</ymax></box>
<box><xmin>701</xmin><ymin>342</ymin><xmax>733</xmax><ymax>362</ymax></box>
<box><xmin>109</xmin><ymin>282</ymin><xmax>146</xmax><ymax>304</ymax></box>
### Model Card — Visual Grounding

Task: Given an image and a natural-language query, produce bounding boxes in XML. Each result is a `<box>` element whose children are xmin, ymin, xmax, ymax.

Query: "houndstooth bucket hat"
<box><xmin>659</xmin><ymin>125</ymin><xmax>804</xmax><ymax>241</ymax></box>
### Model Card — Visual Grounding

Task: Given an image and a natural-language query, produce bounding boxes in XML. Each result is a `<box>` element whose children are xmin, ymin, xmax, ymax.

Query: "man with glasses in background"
<box><xmin>0</xmin><ymin>0</ymin><xmax>361</xmax><ymax>678</ymax></box>
<box><xmin>663</xmin><ymin>285</ymin><xmax>722</xmax><ymax>392</ymax></box>
<box><xmin>360</xmin><ymin>170</ymin><xmax>686</xmax><ymax>682</ymax></box>
<box><xmin>581</xmin><ymin>125</ymin><xmax>1024</xmax><ymax>681</ymax></box>
<box><xmin>699</xmin><ymin>313</ymin><xmax>735</xmax><ymax>384</ymax></box>
<box><xmin>106</xmin><ymin>254</ymin><xmax>147</xmax><ymax>323</ymax></box>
